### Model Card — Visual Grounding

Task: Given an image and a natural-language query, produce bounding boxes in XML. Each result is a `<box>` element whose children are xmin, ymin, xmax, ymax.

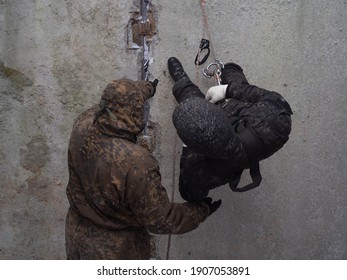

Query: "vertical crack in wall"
<box><xmin>126</xmin><ymin>0</ymin><xmax>157</xmax><ymax>80</ymax></box>
<box><xmin>129</xmin><ymin>0</ymin><xmax>163</xmax><ymax>259</ymax></box>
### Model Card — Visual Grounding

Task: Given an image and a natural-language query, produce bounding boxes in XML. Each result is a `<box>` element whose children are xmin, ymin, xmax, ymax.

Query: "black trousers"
<box><xmin>172</xmin><ymin>77</ymin><xmax>205</xmax><ymax>103</ymax></box>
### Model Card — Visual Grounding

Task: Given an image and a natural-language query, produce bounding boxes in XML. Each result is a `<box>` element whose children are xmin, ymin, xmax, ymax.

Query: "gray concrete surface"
<box><xmin>1</xmin><ymin>0</ymin><xmax>346</xmax><ymax>259</ymax></box>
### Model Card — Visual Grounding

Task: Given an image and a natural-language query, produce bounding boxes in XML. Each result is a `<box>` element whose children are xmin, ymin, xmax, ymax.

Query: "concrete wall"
<box><xmin>0</xmin><ymin>0</ymin><xmax>346</xmax><ymax>259</ymax></box>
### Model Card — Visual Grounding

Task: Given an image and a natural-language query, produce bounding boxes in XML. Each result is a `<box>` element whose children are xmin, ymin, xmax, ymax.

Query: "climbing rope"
<box><xmin>195</xmin><ymin>0</ymin><xmax>223</xmax><ymax>86</ymax></box>
<box><xmin>166</xmin><ymin>133</ymin><xmax>179</xmax><ymax>260</ymax></box>
<box><xmin>167</xmin><ymin>0</ymin><xmax>223</xmax><ymax>260</ymax></box>
<box><xmin>199</xmin><ymin>0</ymin><xmax>216</xmax><ymax>61</ymax></box>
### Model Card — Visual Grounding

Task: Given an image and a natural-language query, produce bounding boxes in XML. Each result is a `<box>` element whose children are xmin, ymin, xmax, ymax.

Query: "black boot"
<box><xmin>167</xmin><ymin>57</ymin><xmax>189</xmax><ymax>82</ymax></box>
<box><xmin>220</xmin><ymin>62</ymin><xmax>249</xmax><ymax>85</ymax></box>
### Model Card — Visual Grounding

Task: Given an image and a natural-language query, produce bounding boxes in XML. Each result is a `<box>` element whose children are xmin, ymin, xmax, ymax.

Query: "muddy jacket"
<box><xmin>65</xmin><ymin>79</ymin><xmax>209</xmax><ymax>259</ymax></box>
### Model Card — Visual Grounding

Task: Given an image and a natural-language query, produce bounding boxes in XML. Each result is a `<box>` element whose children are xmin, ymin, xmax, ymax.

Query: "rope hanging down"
<box><xmin>195</xmin><ymin>0</ymin><xmax>224</xmax><ymax>85</ymax></box>
<box><xmin>195</xmin><ymin>0</ymin><xmax>217</xmax><ymax>64</ymax></box>
<box><xmin>168</xmin><ymin>1</ymin><xmax>224</xmax><ymax>260</ymax></box>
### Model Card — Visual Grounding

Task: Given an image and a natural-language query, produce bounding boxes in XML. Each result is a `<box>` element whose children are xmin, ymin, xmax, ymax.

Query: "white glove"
<box><xmin>205</xmin><ymin>85</ymin><xmax>228</xmax><ymax>103</ymax></box>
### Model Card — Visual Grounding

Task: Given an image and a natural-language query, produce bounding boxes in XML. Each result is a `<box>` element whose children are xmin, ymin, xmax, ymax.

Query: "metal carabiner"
<box><xmin>203</xmin><ymin>59</ymin><xmax>224</xmax><ymax>85</ymax></box>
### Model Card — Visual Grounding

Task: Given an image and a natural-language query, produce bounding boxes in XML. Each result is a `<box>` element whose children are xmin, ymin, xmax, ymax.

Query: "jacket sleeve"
<box><xmin>226</xmin><ymin>83</ymin><xmax>274</xmax><ymax>103</ymax></box>
<box><xmin>127</xmin><ymin>154</ymin><xmax>210</xmax><ymax>235</ymax></box>
<box><xmin>226</xmin><ymin>83</ymin><xmax>293</xmax><ymax>115</ymax></box>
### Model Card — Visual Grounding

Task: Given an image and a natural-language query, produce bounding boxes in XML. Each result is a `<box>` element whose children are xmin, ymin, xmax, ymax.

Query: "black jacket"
<box><xmin>173</xmin><ymin>79</ymin><xmax>292</xmax><ymax>201</ymax></box>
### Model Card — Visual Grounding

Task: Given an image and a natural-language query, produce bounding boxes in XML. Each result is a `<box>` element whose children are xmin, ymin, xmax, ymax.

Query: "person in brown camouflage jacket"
<box><xmin>65</xmin><ymin>78</ymin><xmax>221</xmax><ymax>260</ymax></box>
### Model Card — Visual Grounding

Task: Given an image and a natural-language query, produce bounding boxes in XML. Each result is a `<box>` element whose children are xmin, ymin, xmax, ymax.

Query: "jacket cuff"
<box><xmin>225</xmin><ymin>83</ymin><xmax>234</xmax><ymax>98</ymax></box>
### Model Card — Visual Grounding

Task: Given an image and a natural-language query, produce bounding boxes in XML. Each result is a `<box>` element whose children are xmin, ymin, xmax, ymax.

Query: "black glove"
<box><xmin>202</xmin><ymin>197</ymin><xmax>222</xmax><ymax>215</ymax></box>
<box><xmin>149</xmin><ymin>79</ymin><xmax>159</xmax><ymax>97</ymax></box>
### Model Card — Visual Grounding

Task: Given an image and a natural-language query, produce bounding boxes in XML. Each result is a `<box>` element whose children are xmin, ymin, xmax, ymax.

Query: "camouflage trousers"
<box><xmin>65</xmin><ymin>207</ymin><xmax>151</xmax><ymax>260</ymax></box>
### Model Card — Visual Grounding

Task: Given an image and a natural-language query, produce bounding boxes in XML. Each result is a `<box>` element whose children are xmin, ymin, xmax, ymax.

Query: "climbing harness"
<box><xmin>228</xmin><ymin>120</ymin><xmax>264</xmax><ymax>192</ymax></box>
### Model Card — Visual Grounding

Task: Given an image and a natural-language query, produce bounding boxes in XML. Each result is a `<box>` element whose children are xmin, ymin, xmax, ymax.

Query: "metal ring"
<box><xmin>203</xmin><ymin>61</ymin><xmax>223</xmax><ymax>78</ymax></box>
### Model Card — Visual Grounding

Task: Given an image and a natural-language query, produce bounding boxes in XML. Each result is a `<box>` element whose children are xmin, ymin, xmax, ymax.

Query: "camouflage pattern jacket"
<box><xmin>66</xmin><ymin>79</ymin><xmax>209</xmax><ymax>259</ymax></box>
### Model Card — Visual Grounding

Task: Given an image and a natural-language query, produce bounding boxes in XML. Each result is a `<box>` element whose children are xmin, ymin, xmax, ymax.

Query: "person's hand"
<box><xmin>202</xmin><ymin>197</ymin><xmax>222</xmax><ymax>215</ymax></box>
<box><xmin>149</xmin><ymin>79</ymin><xmax>159</xmax><ymax>97</ymax></box>
<box><xmin>205</xmin><ymin>85</ymin><xmax>228</xmax><ymax>103</ymax></box>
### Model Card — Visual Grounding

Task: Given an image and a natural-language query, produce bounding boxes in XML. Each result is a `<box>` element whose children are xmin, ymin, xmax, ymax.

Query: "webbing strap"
<box><xmin>228</xmin><ymin>121</ymin><xmax>264</xmax><ymax>192</ymax></box>
<box><xmin>235</xmin><ymin>121</ymin><xmax>265</xmax><ymax>161</ymax></box>
<box><xmin>194</xmin><ymin>38</ymin><xmax>211</xmax><ymax>65</ymax></box>
<box><xmin>229</xmin><ymin>162</ymin><xmax>262</xmax><ymax>192</ymax></box>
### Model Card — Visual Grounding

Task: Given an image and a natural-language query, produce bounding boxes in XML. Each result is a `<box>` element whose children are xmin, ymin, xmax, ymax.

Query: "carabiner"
<box><xmin>203</xmin><ymin>60</ymin><xmax>224</xmax><ymax>84</ymax></box>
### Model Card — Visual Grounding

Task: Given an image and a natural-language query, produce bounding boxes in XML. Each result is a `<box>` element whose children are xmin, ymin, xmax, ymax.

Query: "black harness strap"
<box><xmin>229</xmin><ymin>162</ymin><xmax>262</xmax><ymax>192</ymax></box>
<box><xmin>194</xmin><ymin>38</ymin><xmax>210</xmax><ymax>65</ymax></box>
<box><xmin>229</xmin><ymin>121</ymin><xmax>264</xmax><ymax>192</ymax></box>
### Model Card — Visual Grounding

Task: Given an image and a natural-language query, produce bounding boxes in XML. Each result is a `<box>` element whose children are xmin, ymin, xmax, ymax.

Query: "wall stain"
<box><xmin>20</xmin><ymin>135</ymin><xmax>50</xmax><ymax>174</ymax></box>
<box><xmin>0</xmin><ymin>61</ymin><xmax>34</xmax><ymax>91</ymax></box>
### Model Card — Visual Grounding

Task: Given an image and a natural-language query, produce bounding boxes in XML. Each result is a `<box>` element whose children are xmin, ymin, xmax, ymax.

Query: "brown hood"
<box><xmin>94</xmin><ymin>79</ymin><xmax>154</xmax><ymax>141</ymax></box>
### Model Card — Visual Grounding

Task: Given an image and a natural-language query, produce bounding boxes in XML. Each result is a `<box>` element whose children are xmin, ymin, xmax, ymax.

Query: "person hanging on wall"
<box><xmin>167</xmin><ymin>57</ymin><xmax>293</xmax><ymax>202</ymax></box>
<box><xmin>65</xmin><ymin>78</ymin><xmax>221</xmax><ymax>260</ymax></box>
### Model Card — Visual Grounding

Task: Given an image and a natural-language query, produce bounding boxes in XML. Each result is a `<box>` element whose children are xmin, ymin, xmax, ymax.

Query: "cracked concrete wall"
<box><xmin>1</xmin><ymin>0</ymin><xmax>346</xmax><ymax>259</ymax></box>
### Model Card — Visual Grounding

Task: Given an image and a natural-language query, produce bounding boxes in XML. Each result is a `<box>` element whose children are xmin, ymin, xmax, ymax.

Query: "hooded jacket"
<box><xmin>65</xmin><ymin>79</ymin><xmax>209</xmax><ymax>259</ymax></box>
